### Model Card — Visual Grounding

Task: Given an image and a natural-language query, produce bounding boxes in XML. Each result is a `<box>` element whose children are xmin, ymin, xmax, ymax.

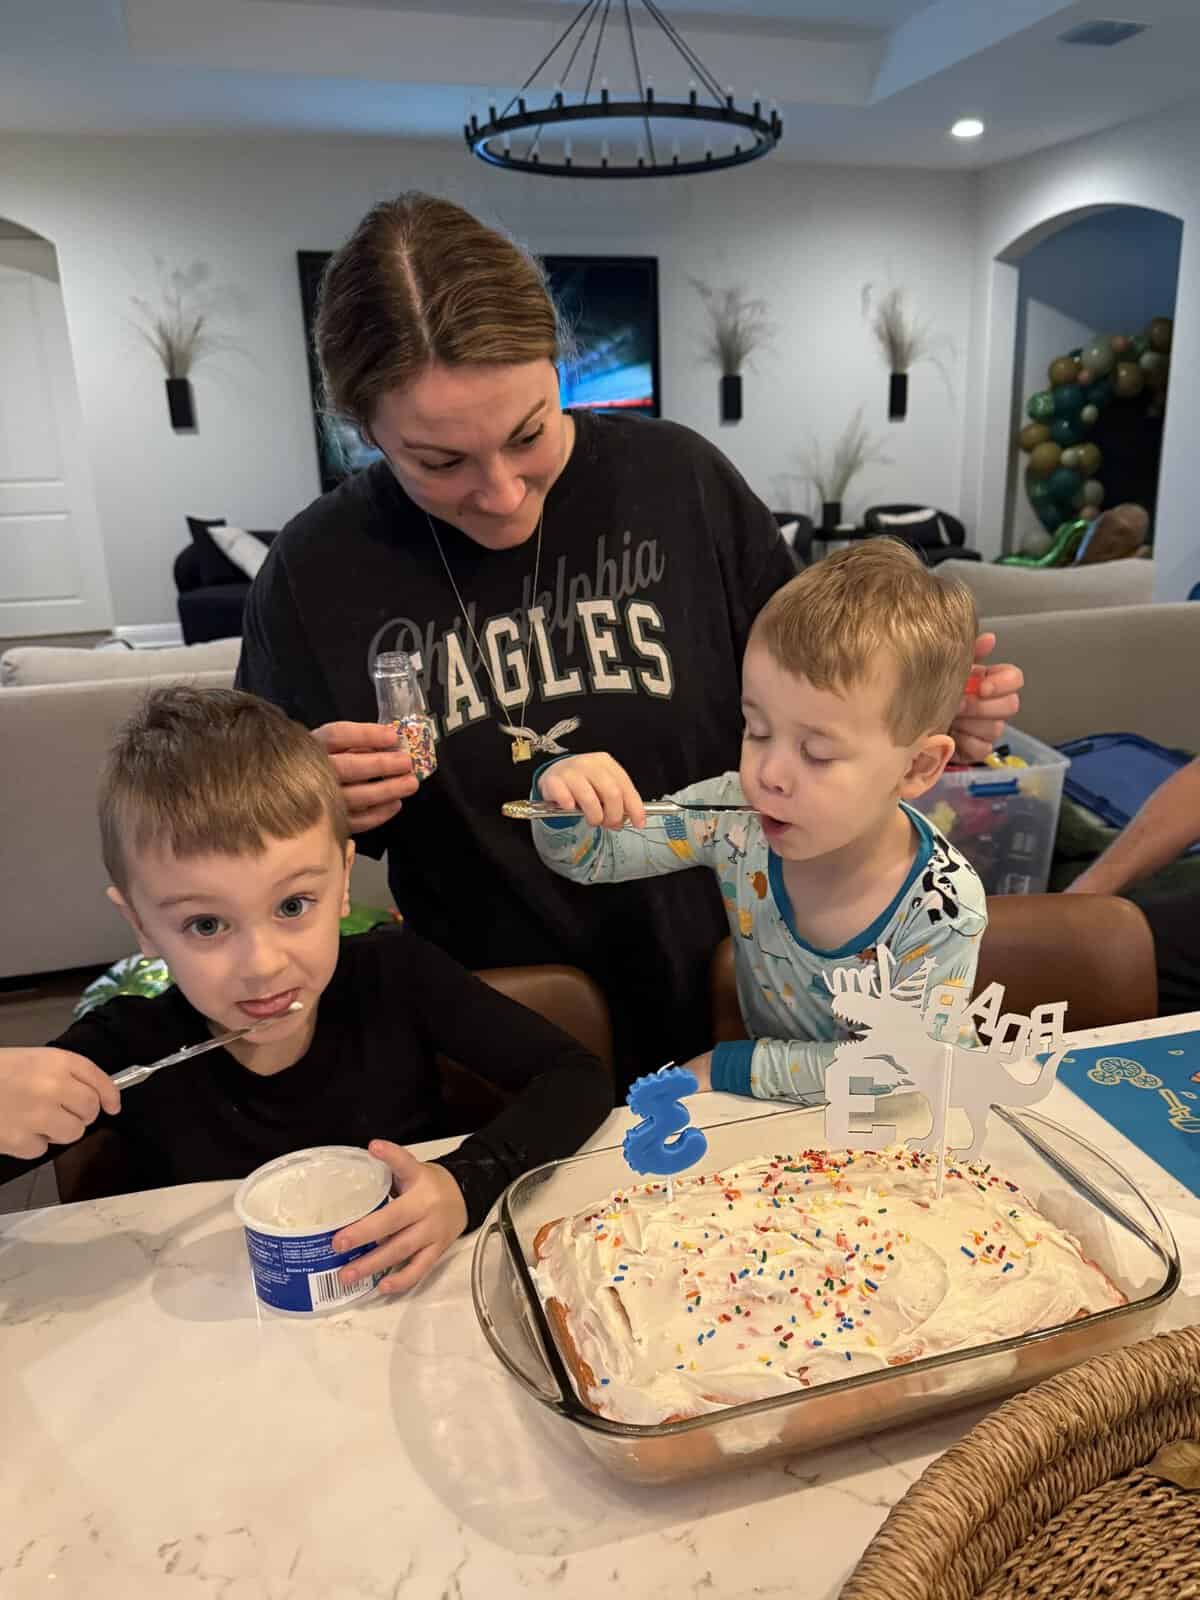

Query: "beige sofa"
<box><xmin>937</xmin><ymin>557</ymin><xmax>1154</xmax><ymax>618</ymax></box>
<box><xmin>0</xmin><ymin>641</ymin><xmax>392</xmax><ymax>981</ymax></box>
<box><xmin>986</xmin><ymin>603</ymin><xmax>1200</xmax><ymax>750</ymax></box>
<box><xmin>4</xmin><ymin>601</ymin><xmax>1198</xmax><ymax>982</ymax></box>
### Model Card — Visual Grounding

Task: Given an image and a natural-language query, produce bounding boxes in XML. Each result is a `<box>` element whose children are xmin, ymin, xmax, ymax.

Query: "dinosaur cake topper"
<box><xmin>823</xmin><ymin>945</ymin><xmax>1068</xmax><ymax>1193</ymax></box>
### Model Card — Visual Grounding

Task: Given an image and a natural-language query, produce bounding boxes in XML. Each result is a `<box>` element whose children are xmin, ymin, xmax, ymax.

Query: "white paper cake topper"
<box><xmin>823</xmin><ymin>945</ymin><xmax>1068</xmax><ymax>1196</ymax></box>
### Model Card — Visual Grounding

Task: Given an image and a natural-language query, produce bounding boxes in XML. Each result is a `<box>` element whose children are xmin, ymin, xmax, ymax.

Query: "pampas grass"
<box><xmin>797</xmin><ymin>407</ymin><xmax>892</xmax><ymax>503</ymax></box>
<box><xmin>129</xmin><ymin>260</ymin><xmax>231</xmax><ymax>379</ymax></box>
<box><xmin>861</xmin><ymin>283</ymin><xmax>938</xmax><ymax>374</ymax></box>
<box><xmin>690</xmin><ymin>277</ymin><xmax>774</xmax><ymax>375</ymax></box>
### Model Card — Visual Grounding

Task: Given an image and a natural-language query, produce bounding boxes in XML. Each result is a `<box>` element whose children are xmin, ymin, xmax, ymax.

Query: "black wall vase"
<box><xmin>821</xmin><ymin>500</ymin><xmax>842</xmax><ymax>531</ymax></box>
<box><xmin>888</xmin><ymin>371</ymin><xmax>909</xmax><ymax>421</ymax></box>
<box><xmin>166</xmin><ymin>376</ymin><xmax>196</xmax><ymax>431</ymax></box>
<box><xmin>720</xmin><ymin>373</ymin><xmax>743</xmax><ymax>423</ymax></box>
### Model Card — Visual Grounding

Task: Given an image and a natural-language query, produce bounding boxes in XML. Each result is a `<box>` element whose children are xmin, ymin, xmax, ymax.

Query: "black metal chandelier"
<box><xmin>464</xmin><ymin>0</ymin><xmax>782</xmax><ymax>179</ymax></box>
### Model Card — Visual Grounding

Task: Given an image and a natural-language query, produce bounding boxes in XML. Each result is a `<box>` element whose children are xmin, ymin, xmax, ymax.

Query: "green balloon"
<box><xmin>1048</xmin><ymin>466</ymin><xmax>1082</xmax><ymax>501</ymax></box>
<box><xmin>1027</xmin><ymin>390</ymin><xmax>1056</xmax><ymax>422</ymax></box>
<box><xmin>1037</xmin><ymin>501</ymin><xmax>1064</xmax><ymax>532</ymax></box>
<box><xmin>1130</xmin><ymin>334</ymin><xmax>1149</xmax><ymax>359</ymax></box>
<box><xmin>1082</xmin><ymin>339</ymin><xmax>1115</xmax><ymax>376</ymax></box>
<box><xmin>1026</xmin><ymin>474</ymin><xmax>1054</xmax><ymax>504</ymax></box>
<box><xmin>1053</xmin><ymin>384</ymin><xmax>1085</xmax><ymax>417</ymax></box>
<box><xmin>1080</xmin><ymin>403</ymin><xmax>1099</xmax><ymax>426</ymax></box>
<box><xmin>1085</xmin><ymin>380</ymin><xmax>1112</xmax><ymax>408</ymax></box>
<box><xmin>1050</xmin><ymin>417</ymin><xmax>1082</xmax><ymax>447</ymax></box>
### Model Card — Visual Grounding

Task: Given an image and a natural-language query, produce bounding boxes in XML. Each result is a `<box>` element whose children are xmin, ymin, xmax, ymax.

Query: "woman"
<box><xmin>238</xmin><ymin>192</ymin><xmax>1021</xmax><ymax>1082</ymax></box>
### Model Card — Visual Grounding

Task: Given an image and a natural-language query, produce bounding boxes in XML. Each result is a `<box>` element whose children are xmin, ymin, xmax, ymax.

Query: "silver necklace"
<box><xmin>425</xmin><ymin>509</ymin><xmax>576</xmax><ymax>763</ymax></box>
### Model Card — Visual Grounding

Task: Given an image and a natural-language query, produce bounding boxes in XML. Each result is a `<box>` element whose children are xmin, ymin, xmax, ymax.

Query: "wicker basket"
<box><xmin>841</xmin><ymin>1325</ymin><xmax>1200</xmax><ymax>1600</ymax></box>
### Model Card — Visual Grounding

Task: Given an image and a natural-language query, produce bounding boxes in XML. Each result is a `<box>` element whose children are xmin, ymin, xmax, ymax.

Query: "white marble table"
<box><xmin>3</xmin><ymin>1013</ymin><xmax>1199</xmax><ymax>1600</ymax></box>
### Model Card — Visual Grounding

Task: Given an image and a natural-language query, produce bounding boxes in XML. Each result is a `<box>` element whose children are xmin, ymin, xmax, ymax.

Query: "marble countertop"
<box><xmin>3</xmin><ymin>1012</ymin><xmax>1198</xmax><ymax>1600</ymax></box>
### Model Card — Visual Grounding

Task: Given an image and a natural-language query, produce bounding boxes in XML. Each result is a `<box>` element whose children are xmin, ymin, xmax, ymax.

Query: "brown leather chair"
<box><xmin>974</xmin><ymin>893</ymin><xmax>1157</xmax><ymax>1028</ymax></box>
<box><xmin>708</xmin><ymin>893</ymin><xmax>1158</xmax><ymax>1046</ymax></box>
<box><xmin>54</xmin><ymin>962</ymin><xmax>614</xmax><ymax>1205</ymax></box>
<box><xmin>437</xmin><ymin>963</ymin><xmax>615</xmax><ymax>1129</ymax></box>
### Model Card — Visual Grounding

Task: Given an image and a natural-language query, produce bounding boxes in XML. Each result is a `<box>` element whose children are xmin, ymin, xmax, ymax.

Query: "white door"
<box><xmin>0</xmin><ymin>238</ymin><xmax>112</xmax><ymax>635</ymax></box>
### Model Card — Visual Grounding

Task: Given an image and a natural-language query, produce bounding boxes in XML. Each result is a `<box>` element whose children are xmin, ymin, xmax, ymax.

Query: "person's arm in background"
<box><xmin>237</xmin><ymin>538</ymin><xmax>417</xmax><ymax>843</ymax></box>
<box><xmin>1066</xmin><ymin>755</ymin><xmax>1200</xmax><ymax>895</ymax></box>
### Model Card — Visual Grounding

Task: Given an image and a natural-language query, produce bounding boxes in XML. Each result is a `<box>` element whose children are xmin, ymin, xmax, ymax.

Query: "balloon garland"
<box><xmin>1016</xmin><ymin>316</ymin><xmax>1172</xmax><ymax>536</ymax></box>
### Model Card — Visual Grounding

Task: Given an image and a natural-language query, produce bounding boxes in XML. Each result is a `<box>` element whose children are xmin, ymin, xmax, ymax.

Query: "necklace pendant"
<box><xmin>511</xmin><ymin>736</ymin><xmax>533</xmax><ymax>763</ymax></box>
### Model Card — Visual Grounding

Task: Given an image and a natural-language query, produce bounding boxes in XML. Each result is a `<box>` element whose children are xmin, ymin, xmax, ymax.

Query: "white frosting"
<box><xmin>244</xmin><ymin>1154</ymin><xmax>385</xmax><ymax>1232</ymax></box>
<box><xmin>533</xmin><ymin>1147</ymin><xmax>1125</xmax><ymax>1426</ymax></box>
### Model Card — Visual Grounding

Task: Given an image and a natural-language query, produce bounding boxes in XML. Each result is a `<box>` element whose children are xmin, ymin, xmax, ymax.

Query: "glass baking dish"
<box><xmin>471</xmin><ymin>1102</ymin><xmax>1179</xmax><ymax>1484</ymax></box>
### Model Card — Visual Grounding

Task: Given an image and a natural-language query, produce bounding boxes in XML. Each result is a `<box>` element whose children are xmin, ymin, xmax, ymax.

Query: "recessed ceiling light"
<box><xmin>950</xmin><ymin>118</ymin><xmax>985</xmax><ymax>140</ymax></box>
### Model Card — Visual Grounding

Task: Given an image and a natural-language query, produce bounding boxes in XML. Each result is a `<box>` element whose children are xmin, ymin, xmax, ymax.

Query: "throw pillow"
<box><xmin>186</xmin><ymin>515</ymin><xmax>245</xmax><ymax>587</ymax></box>
<box><xmin>208</xmin><ymin>524</ymin><xmax>270</xmax><ymax>580</ymax></box>
<box><xmin>874</xmin><ymin>507</ymin><xmax>947</xmax><ymax>549</ymax></box>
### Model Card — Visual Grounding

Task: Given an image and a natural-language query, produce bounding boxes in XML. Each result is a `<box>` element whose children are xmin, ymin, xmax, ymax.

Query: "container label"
<box><xmin>242</xmin><ymin>1193</ymin><xmax>388</xmax><ymax>1313</ymax></box>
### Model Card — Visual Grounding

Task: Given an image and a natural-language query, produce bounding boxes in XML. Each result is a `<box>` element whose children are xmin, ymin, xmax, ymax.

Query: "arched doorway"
<box><xmin>969</xmin><ymin>201</ymin><xmax>1184</xmax><ymax>566</ymax></box>
<box><xmin>0</xmin><ymin>218</ymin><xmax>112</xmax><ymax>636</ymax></box>
<box><xmin>1007</xmin><ymin>205</ymin><xmax>1180</xmax><ymax>552</ymax></box>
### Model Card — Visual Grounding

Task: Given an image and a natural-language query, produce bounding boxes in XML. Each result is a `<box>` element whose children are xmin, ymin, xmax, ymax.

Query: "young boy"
<box><xmin>0</xmin><ymin>687</ymin><xmax>610</xmax><ymax>1293</ymax></box>
<box><xmin>531</xmin><ymin>540</ymin><xmax>988</xmax><ymax>1103</ymax></box>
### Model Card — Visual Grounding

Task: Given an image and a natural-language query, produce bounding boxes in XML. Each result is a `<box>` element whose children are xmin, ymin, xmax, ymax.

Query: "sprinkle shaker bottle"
<box><xmin>373</xmin><ymin>650</ymin><xmax>437</xmax><ymax>781</ymax></box>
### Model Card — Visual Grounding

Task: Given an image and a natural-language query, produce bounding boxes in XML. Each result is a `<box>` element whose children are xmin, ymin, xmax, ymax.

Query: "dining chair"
<box><xmin>708</xmin><ymin>893</ymin><xmax>1159</xmax><ymax>1046</ymax></box>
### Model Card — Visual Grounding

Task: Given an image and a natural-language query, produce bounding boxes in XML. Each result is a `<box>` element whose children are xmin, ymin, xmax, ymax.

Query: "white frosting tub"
<box><xmin>235</xmin><ymin>1145</ymin><xmax>391</xmax><ymax>1315</ymax></box>
<box><xmin>471</xmin><ymin>1104</ymin><xmax>1179</xmax><ymax>1484</ymax></box>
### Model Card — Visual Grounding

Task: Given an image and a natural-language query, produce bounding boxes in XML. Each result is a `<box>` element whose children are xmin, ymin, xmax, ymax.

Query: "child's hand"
<box><xmin>332</xmin><ymin>1140</ymin><xmax>468</xmax><ymax>1295</ymax></box>
<box><xmin>681</xmin><ymin>1051</ymin><xmax>714</xmax><ymax>1092</ymax></box>
<box><xmin>0</xmin><ymin>1047</ymin><xmax>121</xmax><ymax>1161</ymax></box>
<box><xmin>538</xmin><ymin>752</ymin><xmax>648</xmax><ymax>830</ymax></box>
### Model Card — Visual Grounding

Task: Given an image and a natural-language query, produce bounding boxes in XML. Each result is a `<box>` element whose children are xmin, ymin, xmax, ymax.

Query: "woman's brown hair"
<box><xmin>315</xmin><ymin>192</ymin><xmax>561</xmax><ymax>439</ymax></box>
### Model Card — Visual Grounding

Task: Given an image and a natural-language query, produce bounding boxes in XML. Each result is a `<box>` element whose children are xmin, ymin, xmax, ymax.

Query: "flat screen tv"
<box><xmin>297</xmin><ymin>249</ymin><xmax>661</xmax><ymax>493</ymax></box>
<box><xmin>543</xmin><ymin>254</ymin><xmax>661</xmax><ymax>417</ymax></box>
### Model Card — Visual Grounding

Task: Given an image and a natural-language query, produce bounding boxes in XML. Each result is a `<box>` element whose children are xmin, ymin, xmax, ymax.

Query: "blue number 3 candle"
<box><xmin>623</xmin><ymin>1065</ymin><xmax>708</xmax><ymax>1177</ymax></box>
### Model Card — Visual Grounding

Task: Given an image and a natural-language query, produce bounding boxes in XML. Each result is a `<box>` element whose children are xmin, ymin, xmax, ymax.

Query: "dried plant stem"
<box><xmin>129</xmin><ymin>261</ymin><xmax>230</xmax><ymax>379</ymax></box>
<box><xmin>862</xmin><ymin>284</ymin><xmax>937</xmax><ymax>374</ymax></box>
<box><xmin>797</xmin><ymin>408</ymin><xmax>892</xmax><ymax>503</ymax></box>
<box><xmin>689</xmin><ymin>277</ymin><xmax>774</xmax><ymax>376</ymax></box>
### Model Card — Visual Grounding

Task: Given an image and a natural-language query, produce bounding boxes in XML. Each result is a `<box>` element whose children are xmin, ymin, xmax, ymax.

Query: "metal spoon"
<box><xmin>112</xmin><ymin>1002</ymin><xmax>304</xmax><ymax>1090</ymax></box>
<box><xmin>502</xmin><ymin>799</ymin><xmax>757</xmax><ymax>821</ymax></box>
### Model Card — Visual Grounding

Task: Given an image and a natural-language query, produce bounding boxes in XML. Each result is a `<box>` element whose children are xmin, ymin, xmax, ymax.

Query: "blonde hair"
<box><xmin>316</xmin><ymin>192</ymin><xmax>561</xmax><ymax>437</ymax></box>
<box><xmin>750</xmin><ymin>539</ymin><xmax>978</xmax><ymax>742</ymax></box>
<box><xmin>100</xmin><ymin>687</ymin><xmax>350</xmax><ymax>896</ymax></box>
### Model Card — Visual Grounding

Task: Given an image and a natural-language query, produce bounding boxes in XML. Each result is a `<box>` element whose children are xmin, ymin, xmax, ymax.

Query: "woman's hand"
<box><xmin>313</xmin><ymin>722</ymin><xmax>420</xmax><ymax>832</ymax></box>
<box><xmin>950</xmin><ymin>635</ymin><xmax>1024</xmax><ymax>765</ymax></box>
<box><xmin>538</xmin><ymin>752</ymin><xmax>648</xmax><ymax>829</ymax></box>
<box><xmin>332</xmin><ymin>1141</ymin><xmax>468</xmax><ymax>1295</ymax></box>
<box><xmin>0</xmin><ymin>1048</ymin><xmax>120</xmax><ymax>1161</ymax></box>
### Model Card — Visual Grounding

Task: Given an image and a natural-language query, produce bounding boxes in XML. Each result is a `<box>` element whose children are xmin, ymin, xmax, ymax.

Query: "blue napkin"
<box><xmin>1057</xmin><ymin>1030</ymin><xmax>1200</xmax><ymax>1196</ymax></box>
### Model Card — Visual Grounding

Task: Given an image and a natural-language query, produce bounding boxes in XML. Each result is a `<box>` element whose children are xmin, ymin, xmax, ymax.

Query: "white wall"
<box><xmin>963</xmin><ymin>100</ymin><xmax>1198</xmax><ymax>591</ymax></box>
<box><xmin>0</xmin><ymin>134</ymin><xmax>975</xmax><ymax>627</ymax></box>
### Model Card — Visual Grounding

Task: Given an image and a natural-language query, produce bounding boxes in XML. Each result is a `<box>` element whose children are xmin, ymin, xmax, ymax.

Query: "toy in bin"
<box><xmin>914</xmin><ymin>727</ymin><xmax>1069</xmax><ymax>895</ymax></box>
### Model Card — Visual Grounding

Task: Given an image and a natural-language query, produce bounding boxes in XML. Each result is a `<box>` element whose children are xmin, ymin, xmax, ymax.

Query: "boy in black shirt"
<box><xmin>0</xmin><ymin>688</ymin><xmax>610</xmax><ymax>1294</ymax></box>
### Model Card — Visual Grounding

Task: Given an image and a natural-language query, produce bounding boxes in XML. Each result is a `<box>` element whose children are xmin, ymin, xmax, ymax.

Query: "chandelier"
<box><xmin>464</xmin><ymin>0</ymin><xmax>782</xmax><ymax>179</ymax></box>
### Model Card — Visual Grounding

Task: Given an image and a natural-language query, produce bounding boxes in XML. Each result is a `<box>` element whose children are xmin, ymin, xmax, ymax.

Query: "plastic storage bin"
<box><xmin>912</xmin><ymin>725</ymin><xmax>1069</xmax><ymax>895</ymax></box>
